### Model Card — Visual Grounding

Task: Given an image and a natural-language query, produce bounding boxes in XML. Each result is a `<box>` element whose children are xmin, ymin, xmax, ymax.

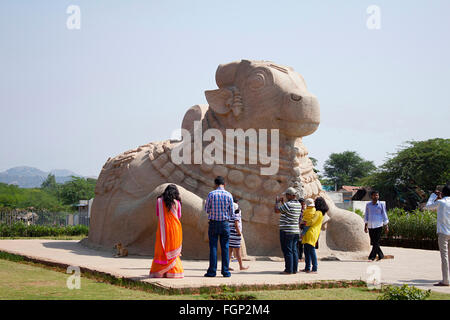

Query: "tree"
<box><xmin>309</xmin><ymin>156</ymin><xmax>319</xmax><ymax>174</ymax></box>
<box><xmin>308</xmin><ymin>156</ymin><xmax>330</xmax><ymax>187</ymax></box>
<box><xmin>41</xmin><ymin>174</ymin><xmax>58</xmax><ymax>193</ymax></box>
<box><xmin>360</xmin><ymin>138</ymin><xmax>450</xmax><ymax>210</ymax></box>
<box><xmin>59</xmin><ymin>176</ymin><xmax>96</xmax><ymax>208</ymax></box>
<box><xmin>323</xmin><ymin>151</ymin><xmax>376</xmax><ymax>190</ymax></box>
<box><xmin>309</xmin><ymin>157</ymin><xmax>318</xmax><ymax>167</ymax></box>
<box><xmin>0</xmin><ymin>182</ymin><xmax>67</xmax><ymax>211</ymax></box>
<box><xmin>41</xmin><ymin>174</ymin><xmax>56</xmax><ymax>189</ymax></box>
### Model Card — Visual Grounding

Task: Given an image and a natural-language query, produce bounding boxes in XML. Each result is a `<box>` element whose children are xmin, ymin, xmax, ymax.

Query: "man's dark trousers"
<box><xmin>368</xmin><ymin>227</ymin><xmax>384</xmax><ymax>260</ymax></box>
<box><xmin>280</xmin><ymin>230</ymin><xmax>299</xmax><ymax>273</ymax></box>
<box><xmin>206</xmin><ymin>220</ymin><xmax>231</xmax><ymax>277</ymax></box>
<box><xmin>297</xmin><ymin>242</ymin><xmax>304</xmax><ymax>260</ymax></box>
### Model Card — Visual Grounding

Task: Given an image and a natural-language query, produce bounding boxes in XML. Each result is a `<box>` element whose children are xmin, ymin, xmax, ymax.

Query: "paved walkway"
<box><xmin>0</xmin><ymin>240</ymin><xmax>449</xmax><ymax>295</ymax></box>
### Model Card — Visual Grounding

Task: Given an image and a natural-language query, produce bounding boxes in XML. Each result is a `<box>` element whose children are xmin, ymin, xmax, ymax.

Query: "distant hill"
<box><xmin>0</xmin><ymin>166</ymin><xmax>90</xmax><ymax>188</ymax></box>
<box><xmin>50</xmin><ymin>169</ymin><xmax>79</xmax><ymax>177</ymax></box>
<box><xmin>2</xmin><ymin>166</ymin><xmax>48</xmax><ymax>177</ymax></box>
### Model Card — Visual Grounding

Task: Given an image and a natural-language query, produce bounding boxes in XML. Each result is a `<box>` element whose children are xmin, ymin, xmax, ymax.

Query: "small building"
<box><xmin>321</xmin><ymin>185</ymin><xmax>335</xmax><ymax>192</ymax></box>
<box><xmin>327</xmin><ymin>186</ymin><xmax>386</xmax><ymax>212</ymax></box>
<box><xmin>69</xmin><ymin>199</ymin><xmax>93</xmax><ymax>226</ymax></box>
<box><xmin>339</xmin><ymin>185</ymin><xmax>360</xmax><ymax>201</ymax></box>
<box><xmin>351</xmin><ymin>187</ymin><xmax>375</xmax><ymax>201</ymax></box>
<box><xmin>326</xmin><ymin>191</ymin><xmax>352</xmax><ymax>209</ymax></box>
<box><xmin>328</xmin><ymin>186</ymin><xmax>362</xmax><ymax>209</ymax></box>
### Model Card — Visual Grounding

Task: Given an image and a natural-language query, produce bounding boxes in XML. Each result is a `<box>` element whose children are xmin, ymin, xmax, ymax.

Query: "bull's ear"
<box><xmin>205</xmin><ymin>88</ymin><xmax>233</xmax><ymax>115</ymax></box>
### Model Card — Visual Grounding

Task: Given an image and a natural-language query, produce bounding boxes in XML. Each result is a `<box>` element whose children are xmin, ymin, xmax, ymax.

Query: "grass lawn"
<box><xmin>238</xmin><ymin>287</ymin><xmax>450</xmax><ymax>300</ymax></box>
<box><xmin>1</xmin><ymin>258</ymin><xmax>450</xmax><ymax>300</ymax></box>
<box><xmin>0</xmin><ymin>258</ymin><xmax>193</xmax><ymax>300</ymax></box>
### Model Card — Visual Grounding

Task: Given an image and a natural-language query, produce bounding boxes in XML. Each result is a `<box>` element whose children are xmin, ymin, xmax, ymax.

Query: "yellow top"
<box><xmin>302</xmin><ymin>210</ymin><xmax>324</xmax><ymax>246</ymax></box>
<box><xmin>302</xmin><ymin>207</ymin><xmax>316</xmax><ymax>226</ymax></box>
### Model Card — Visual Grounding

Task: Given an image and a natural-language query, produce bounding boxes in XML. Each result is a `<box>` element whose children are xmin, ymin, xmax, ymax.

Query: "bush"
<box><xmin>353</xmin><ymin>207</ymin><xmax>437</xmax><ymax>247</ymax></box>
<box><xmin>354</xmin><ymin>209</ymin><xmax>364</xmax><ymax>218</ymax></box>
<box><xmin>0</xmin><ymin>222</ymin><xmax>88</xmax><ymax>237</ymax></box>
<box><xmin>210</xmin><ymin>293</ymin><xmax>257</xmax><ymax>300</ymax></box>
<box><xmin>378</xmin><ymin>284</ymin><xmax>431</xmax><ymax>300</ymax></box>
<box><xmin>386</xmin><ymin>209</ymin><xmax>437</xmax><ymax>241</ymax></box>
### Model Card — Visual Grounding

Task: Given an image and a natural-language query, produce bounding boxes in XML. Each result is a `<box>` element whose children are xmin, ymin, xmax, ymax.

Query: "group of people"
<box><xmin>274</xmin><ymin>187</ymin><xmax>328</xmax><ymax>274</ymax></box>
<box><xmin>148</xmin><ymin>176</ymin><xmax>329</xmax><ymax>278</ymax></box>
<box><xmin>362</xmin><ymin>186</ymin><xmax>450</xmax><ymax>287</ymax></box>
<box><xmin>148</xmin><ymin>175</ymin><xmax>450</xmax><ymax>287</ymax></box>
<box><xmin>149</xmin><ymin>176</ymin><xmax>248</xmax><ymax>278</ymax></box>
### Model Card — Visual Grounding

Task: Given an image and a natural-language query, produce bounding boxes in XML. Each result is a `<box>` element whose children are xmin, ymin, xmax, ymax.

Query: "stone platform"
<box><xmin>0</xmin><ymin>239</ymin><xmax>448</xmax><ymax>295</ymax></box>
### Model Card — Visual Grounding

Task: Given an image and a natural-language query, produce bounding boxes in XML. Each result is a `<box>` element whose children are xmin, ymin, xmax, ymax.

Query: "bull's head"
<box><xmin>205</xmin><ymin>60</ymin><xmax>320</xmax><ymax>137</ymax></box>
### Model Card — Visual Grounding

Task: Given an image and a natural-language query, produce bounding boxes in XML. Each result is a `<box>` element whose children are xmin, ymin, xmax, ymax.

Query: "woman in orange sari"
<box><xmin>149</xmin><ymin>184</ymin><xmax>184</xmax><ymax>278</ymax></box>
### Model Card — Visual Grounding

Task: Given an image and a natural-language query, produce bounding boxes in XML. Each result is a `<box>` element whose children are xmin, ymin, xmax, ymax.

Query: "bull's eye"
<box><xmin>290</xmin><ymin>93</ymin><xmax>302</xmax><ymax>102</ymax></box>
<box><xmin>248</xmin><ymin>73</ymin><xmax>265</xmax><ymax>90</ymax></box>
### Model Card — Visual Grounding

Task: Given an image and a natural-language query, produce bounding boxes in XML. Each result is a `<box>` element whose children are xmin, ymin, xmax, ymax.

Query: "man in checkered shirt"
<box><xmin>204</xmin><ymin>176</ymin><xmax>235</xmax><ymax>277</ymax></box>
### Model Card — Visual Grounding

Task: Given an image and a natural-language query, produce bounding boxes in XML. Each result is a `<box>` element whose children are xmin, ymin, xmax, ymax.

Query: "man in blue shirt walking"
<box><xmin>364</xmin><ymin>190</ymin><xmax>389</xmax><ymax>261</ymax></box>
<box><xmin>204</xmin><ymin>176</ymin><xmax>234</xmax><ymax>277</ymax></box>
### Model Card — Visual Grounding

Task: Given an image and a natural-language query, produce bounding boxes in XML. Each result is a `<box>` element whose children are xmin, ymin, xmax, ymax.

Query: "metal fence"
<box><xmin>0</xmin><ymin>209</ymin><xmax>76</xmax><ymax>227</ymax></box>
<box><xmin>77</xmin><ymin>215</ymin><xmax>90</xmax><ymax>227</ymax></box>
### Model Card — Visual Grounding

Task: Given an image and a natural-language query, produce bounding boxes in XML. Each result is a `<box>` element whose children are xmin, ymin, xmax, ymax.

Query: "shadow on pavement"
<box><xmin>41</xmin><ymin>241</ymin><xmax>150</xmax><ymax>260</ymax></box>
<box><xmin>398</xmin><ymin>279</ymin><xmax>439</xmax><ymax>285</ymax></box>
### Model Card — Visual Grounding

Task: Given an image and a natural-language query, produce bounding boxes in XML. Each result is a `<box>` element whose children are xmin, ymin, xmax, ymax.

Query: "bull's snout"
<box><xmin>284</xmin><ymin>93</ymin><xmax>320</xmax><ymax>122</ymax></box>
<box><xmin>278</xmin><ymin>92</ymin><xmax>320</xmax><ymax>137</ymax></box>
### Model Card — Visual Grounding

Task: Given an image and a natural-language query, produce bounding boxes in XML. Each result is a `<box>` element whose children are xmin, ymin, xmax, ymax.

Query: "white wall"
<box><xmin>326</xmin><ymin>192</ymin><xmax>343</xmax><ymax>203</ymax></box>
<box><xmin>352</xmin><ymin>201</ymin><xmax>386</xmax><ymax>213</ymax></box>
<box><xmin>88</xmin><ymin>198</ymin><xmax>93</xmax><ymax>218</ymax></box>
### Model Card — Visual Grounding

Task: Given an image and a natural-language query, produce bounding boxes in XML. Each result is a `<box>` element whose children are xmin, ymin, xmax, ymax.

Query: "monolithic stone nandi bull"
<box><xmin>86</xmin><ymin>60</ymin><xmax>370</xmax><ymax>259</ymax></box>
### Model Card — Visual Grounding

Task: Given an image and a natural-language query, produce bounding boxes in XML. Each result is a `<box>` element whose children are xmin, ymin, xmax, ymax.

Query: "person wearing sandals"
<box><xmin>301</xmin><ymin>197</ymin><xmax>328</xmax><ymax>274</ymax></box>
<box><xmin>228</xmin><ymin>199</ymin><xmax>249</xmax><ymax>271</ymax></box>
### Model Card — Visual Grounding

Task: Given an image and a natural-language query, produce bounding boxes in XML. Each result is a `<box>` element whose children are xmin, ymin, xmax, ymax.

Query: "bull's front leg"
<box><xmin>320</xmin><ymin>192</ymin><xmax>370</xmax><ymax>252</ymax></box>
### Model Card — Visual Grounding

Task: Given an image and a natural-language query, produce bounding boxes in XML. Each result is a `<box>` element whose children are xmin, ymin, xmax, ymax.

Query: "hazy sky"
<box><xmin>1</xmin><ymin>1</ymin><xmax>449</xmax><ymax>177</ymax></box>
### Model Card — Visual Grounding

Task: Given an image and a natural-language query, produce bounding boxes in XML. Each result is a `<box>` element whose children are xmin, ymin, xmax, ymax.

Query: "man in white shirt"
<box><xmin>364</xmin><ymin>191</ymin><xmax>389</xmax><ymax>261</ymax></box>
<box><xmin>425</xmin><ymin>184</ymin><xmax>450</xmax><ymax>287</ymax></box>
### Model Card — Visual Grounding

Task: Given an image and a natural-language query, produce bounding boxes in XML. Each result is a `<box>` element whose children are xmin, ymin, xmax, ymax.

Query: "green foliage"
<box><xmin>386</xmin><ymin>208</ymin><xmax>437</xmax><ymax>241</ymax></box>
<box><xmin>58</xmin><ymin>176</ymin><xmax>96</xmax><ymax>207</ymax></box>
<box><xmin>351</xmin><ymin>207</ymin><xmax>436</xmax><ymax>241</ymax></box>
<box><xmin>360</xmin><ymin>138</ymin><xmax>450</xmax><ymax>210</ymax></box>
<box><xmin>309</xmin><ymin>156</ymin><xmax>320</xmax><ymax>174</ymax></box>
<box><xmin>0</xmin><ymin>222</ymin><xmax>88</xmax><ymax>237</ymax></box>
<box><xmin>354</xmin><ymin>209</ymin><xmax>364</xmax><ymax>218</ymax></box>
<box><xmin>41</xmin><ymin>174</ymin><xmax>58</xmax><ymax>192</ymax></box>
<box><xmin>0</xmin><ymin>183</ymin><xmax>68</xmax><ymax>211</ymax></box>
<box><xmin>323</xmin><ymin>151</ymin><xmax>376</xmax><ymax>189</ymax></box>
<box><xmin>0</xmin><ymin>176</ymin><xmax>96</xmax><ymax>212</ymax></box>
<box><xmin>377</xmin><ymin>284</ymin><xmax>431</xmax><ymax>300</ymax></box>
<box><xmin>209</xmin><ymin>293</ymin><xmax>257</xmax><ymax>300</ymax></box>
<box><xmin>0</xmin><ymin>251</ymin><xmax>25</xmax><ymax>262</ymax></box>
